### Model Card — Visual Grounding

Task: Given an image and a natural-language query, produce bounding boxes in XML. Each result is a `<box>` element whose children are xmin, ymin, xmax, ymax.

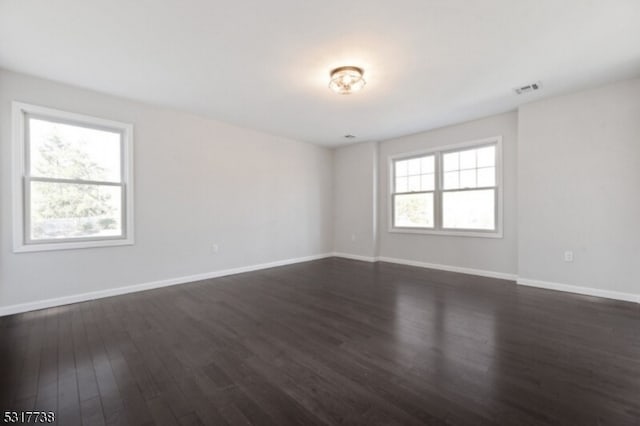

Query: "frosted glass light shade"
<box><xmin>329</xmin><ymin>66</ymin><xmax>366</xmax><ymax>94</ymax></box>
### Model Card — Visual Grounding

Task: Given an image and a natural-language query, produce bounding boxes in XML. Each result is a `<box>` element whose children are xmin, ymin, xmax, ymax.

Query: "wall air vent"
<box><xmin>514</xmin><ymin>81</ymin><xmax>542</xmax><ymax>95</ymax></box>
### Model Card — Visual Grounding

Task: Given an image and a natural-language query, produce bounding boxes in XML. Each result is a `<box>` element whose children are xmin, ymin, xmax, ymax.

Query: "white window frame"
<box><xmin>388</xmin><ymin>136</ymin><xmax>503</xmax><ymax>238</ymax></box>
<box><xmin>12</xmin><ymin>102</ymin><xmax>135</xmax><ymax>252</ymax></box>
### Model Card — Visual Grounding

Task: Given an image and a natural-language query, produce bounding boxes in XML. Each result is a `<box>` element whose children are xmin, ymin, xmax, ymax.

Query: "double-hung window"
<box><xmin>392</xmin><ymin>154</ymin><xmax>436</xmax><ymax>228</ymax></box>
<box><xmin>390</xmin><ymin>137</ymin><xmax>502</xmax><ymax>237</ymax></box>
<box><xmin>12</xmin><ymin>102</ymin><xmax>134</xmax><ymax>252</ymax></box>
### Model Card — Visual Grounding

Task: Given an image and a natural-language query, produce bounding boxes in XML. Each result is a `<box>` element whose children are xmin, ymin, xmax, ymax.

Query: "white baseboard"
<box><xmin>517</xmin><ymin>277</ymin><xmax>639</xmax><ymax>303</ymax></box>
<box><xmin>331</xmin><ymin>252</ymin><xmax>377</xmax><ymax>262</ymax></box>
<box><xmin>376</xmin><ymin>256</ymin><xmax>518</xmax><ymax>281</ymax></box>
<box><xmin>332</xmin><ymin>252</ymin><xmax>516</xmax><ymax>281</ymax></box>
<box><xmin>333</xmin><ymin>253</ymin><xmax>638</xmax><ymax>303</ymax></box>
<box><xmin>0</xmin><ymin>253</ymin><xmax>333</xmax><ymax>317</ymax></box>
<box><xmin>3</xmin><ymin>253</ymin><xmax>637</xmax><ymax>316</ymax></box>
<box><xmin>333</xmin><ymin>252</ymin><xmax>518</xmax><ymax>281</ymax></box>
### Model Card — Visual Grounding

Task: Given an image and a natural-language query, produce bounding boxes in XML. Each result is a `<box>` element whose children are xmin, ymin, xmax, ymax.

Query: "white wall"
<box><xmin>333</xmin><ymin>79</ymin><xmax>640</xmax><ymax>301</ymax></box>
<box><xmin>0</xmin><ymin>70</ymin><xmax>333</xmax><ymax>311</ymax></box>
<box><xmin>377</xmin><ymin>112</ymin><xmax>518</xmax><ymax>275</ymax></box>
<box><xmin>518</xmin><ymin>78</ymin><xmax>640</xmax><ymax>296</ymax></box>
<box><xmin>2</xmin><ymin>69</ymin><xmax>638</xmax><ymax>312</ymax></box>
<box><xmin>333</xmin><ymin>141</ymin><xmax>377</xmax><ymax>259</ymax></box>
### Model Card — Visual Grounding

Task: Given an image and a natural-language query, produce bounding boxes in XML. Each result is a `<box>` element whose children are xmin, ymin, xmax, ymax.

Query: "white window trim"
<box><xmin>388</xmin><ymin>136</ymin><xmax>503</xmax><ymax>239</ymax></box>
<box><xmin>12</xmin><ymin>101</ymin><xmax>135</xmax><ymax>252</ymax></box>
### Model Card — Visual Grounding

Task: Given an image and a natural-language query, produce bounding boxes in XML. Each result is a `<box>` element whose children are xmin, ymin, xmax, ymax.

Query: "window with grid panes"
<box><xmin>390</xmin><ymin>138</ymin><xmax>501</xmax><ymax>236</ymax></box>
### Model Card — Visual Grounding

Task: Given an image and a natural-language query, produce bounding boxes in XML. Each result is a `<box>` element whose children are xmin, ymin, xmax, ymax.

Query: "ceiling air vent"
<box><xmin>514</xmin><ymin>81</ymin><xmax>542</xmax><ymax>95</ymax></box>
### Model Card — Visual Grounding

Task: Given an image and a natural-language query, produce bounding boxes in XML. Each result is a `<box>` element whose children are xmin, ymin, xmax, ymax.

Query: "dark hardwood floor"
<box><xmin>1</xmin><ymin>258</ymin><xmax>639</xmax><ymax>425</ymax></box>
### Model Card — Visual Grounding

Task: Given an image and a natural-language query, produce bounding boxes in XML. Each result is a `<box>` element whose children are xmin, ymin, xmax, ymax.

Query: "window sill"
<box><xmin>13</xmin><ymin>237</ymin><xmax>134</xmax><ymax>253</ymax></box>
<box><xmin>388</xmin><ymin>227</ymin><xmax>503</xmax><ymax>239</ymax></box>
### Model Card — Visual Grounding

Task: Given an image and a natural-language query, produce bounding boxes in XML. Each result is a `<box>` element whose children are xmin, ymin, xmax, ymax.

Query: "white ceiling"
<box><xmin>1</xmin><ymin>0</ymin><xmax>640</xmax><ymax>146</ymax></box>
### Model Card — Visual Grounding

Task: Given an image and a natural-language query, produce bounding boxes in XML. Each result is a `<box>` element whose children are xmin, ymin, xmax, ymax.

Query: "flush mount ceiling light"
<box><xmin>329</xmin><ymin>66</ymin><xmax>366</xmax><ymax>95</ymax></box>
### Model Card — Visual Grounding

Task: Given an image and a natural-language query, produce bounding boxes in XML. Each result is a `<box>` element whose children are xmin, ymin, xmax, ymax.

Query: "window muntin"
<box><xmin>390</xmin><ymin>138</ymin><xmax>501</xmax><ymax>237</ymax></box>
<box><xmin>441</xmin><ymin>144</ymin><xmax>496</xmax><ymax>231</ymax></box>
<box><xmin>392</xmin><ymin>155</ymin><xmax>435</xmax><ymax>228</ymax></box>
<box><xmin>442</xmin><ymin>145</ymin><xmax>495</xmax><ymax>190</ymax></box>
<box><xmin>13</xmin><ymin>102</ymin><xmax>134</xmax><ymax>252</ymax></box>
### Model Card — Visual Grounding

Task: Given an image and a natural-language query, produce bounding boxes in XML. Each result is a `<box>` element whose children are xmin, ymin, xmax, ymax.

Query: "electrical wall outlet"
<box><xmin>351</xmin><ymin>233</ymin><xmax>356</xmax><ymax>242</ymax></box>
<box><xmin>212</xmin><ymin>244</ymin><xmax>219</xmax><ymax>254</ymax></box>
<box><xmin>564</xmin><ymin>250</ymin><xmax>573</xmax><ymax>262</ymax></box>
